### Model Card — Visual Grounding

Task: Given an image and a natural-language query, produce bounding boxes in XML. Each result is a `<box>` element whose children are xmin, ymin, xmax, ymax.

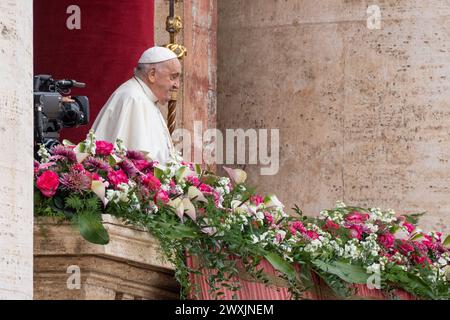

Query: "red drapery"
<box><xmin>186</xmin><ymin>256</ymin><xmax>418</xmax><ymax>300</ymax></box>
<box><xmin>34</xmin><ymin>0</ymin><xmax>154</xmax><ymax>144</ymax></box>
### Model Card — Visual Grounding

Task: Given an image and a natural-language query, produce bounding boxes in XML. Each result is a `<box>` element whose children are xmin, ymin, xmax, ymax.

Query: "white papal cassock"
<box><xmin>91</xmin><ymin>76</ymin><xmax>175</xmax><ymax>164</ymax></box>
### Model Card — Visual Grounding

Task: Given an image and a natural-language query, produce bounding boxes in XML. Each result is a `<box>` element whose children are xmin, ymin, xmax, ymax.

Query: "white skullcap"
<box><xmin>138</xmin><ymin>46</ymin><xmax>177</xmax><ymax>64</ymax></box>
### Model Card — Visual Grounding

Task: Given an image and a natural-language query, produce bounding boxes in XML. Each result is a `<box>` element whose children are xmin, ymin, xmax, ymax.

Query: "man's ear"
<box><xmin>147</xmin><ymin>67</ymin><xmax>157</xmax><ymax>83</ymax></box>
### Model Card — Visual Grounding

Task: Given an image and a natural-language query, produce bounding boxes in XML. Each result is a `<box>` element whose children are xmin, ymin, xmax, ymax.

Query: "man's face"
<box><xmin>148</xmin><ymin>59</ymin><xmax>181</xmax><ymax>104</ymax></box>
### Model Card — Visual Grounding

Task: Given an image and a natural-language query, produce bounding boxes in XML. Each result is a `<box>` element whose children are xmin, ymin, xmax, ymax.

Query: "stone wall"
<box><xmin>34</xmin><ymin>216</ymin><xmax>179</xmax><ymax>300</ymax></box>
<box><xmin>0</xmin><ymin>1</ymin><xmax>34</xmax><ymax>299</ymax></box>
<box><xmin>155</xmin><ymin>0</ymin><xmax>217</xmax><ymax>162</ymax></box>
<box><xmin>217</xmin><ymin>0</ymin><xmax>450</xmax><ymax>233</ymax></box>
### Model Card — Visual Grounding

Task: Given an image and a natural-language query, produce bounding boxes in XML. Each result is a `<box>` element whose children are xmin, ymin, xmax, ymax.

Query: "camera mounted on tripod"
<box><xmin>34</xmin><ymin>74</ymin><xmax>89</xmax><ymax>155</ymax></box>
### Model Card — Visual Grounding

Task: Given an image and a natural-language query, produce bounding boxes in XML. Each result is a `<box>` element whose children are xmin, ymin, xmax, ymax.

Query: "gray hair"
<box><xmin>134</xmin><ymin>63</ymin><xmax>161</xmax><ymax>76</ymax></box>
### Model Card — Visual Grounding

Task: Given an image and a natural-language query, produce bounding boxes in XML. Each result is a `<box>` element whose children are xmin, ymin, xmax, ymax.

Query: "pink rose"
<box><xmin>95</xmin><ymin>140</ymin><xmax>114</xmax><ymax>156</ymax></box>
<box><xmin>133</xmin><ymin>159</ymin><xmax>151</xmax><ymax>171</ymax></box>
<box><xmin>107</xmin><ymin>169</ymin><xmax>128</xmax><ymax>187</ymax></box>
<box><xmin>154</xmin><ymin>190</ymin><xmax>170</xmax><ymax>204</ymax></box>
<box><xmin>142</xmin><ymin>173</ymin><xmax>161</xmax><ymax>192</ymax></box>
<box><xmin>250</xmin><ymin>195</ymin><xmax>264</xmax><ymax>206</ymax></box>
<box><xmin>323</xmin><ymin>220</ymin><xmax>340</xmax><ymax>231</ymax></box>
<box><xmin>402</xmin><ymin>222</ymin><xmax>415</xmax><ymax>234</ymax></box>
<box><xmin>348</xmin><ymin>225</ymin><xmax>364</xmax><ymax>240</ymax></box>
<box><xmin>378</xmin><ymin>232</ymin><xmax>395</xmax><ymax>248</ymax></box>
<box><xmin>345</xmin><ymin>211</ymin><xmax>369</xmax><ymax>224</ymax></box>
<box><xmin>398</xmin><ymin>240</ymin><xmax>415</xmax><ymax>255</ymax></box>
<box><xmin>36</xmin><ymin>171</ymin><xmax>60</xmax><ymax>197</ymax></box>
<box><xmin>304</xmin><ymin>230</ymin><xmax>319</xmax><ymax>240</ymax></box>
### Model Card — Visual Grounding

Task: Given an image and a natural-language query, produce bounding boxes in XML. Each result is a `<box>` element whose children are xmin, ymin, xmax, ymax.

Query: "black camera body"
<box><xmin>34</xmin><ymin>74</ymin><xmax>89</xmax><ymax>153</ymax></box>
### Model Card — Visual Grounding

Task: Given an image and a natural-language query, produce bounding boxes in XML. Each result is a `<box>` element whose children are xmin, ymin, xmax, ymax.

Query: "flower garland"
<box><xmin>34</xmin><ymin>132</ymin><xmax>450</xmax><ymax>300</ymax></box>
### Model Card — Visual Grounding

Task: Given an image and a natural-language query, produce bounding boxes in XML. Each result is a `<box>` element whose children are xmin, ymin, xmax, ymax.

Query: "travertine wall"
<box><xmin>218</xmin><ymin>0</ymin><xmax>450</xmax><ymax>233</ymax></box>
<box><xmin>155</xmin><ymin>0</ymin><xmax>217</xmax><ymax>161</ymax></box>
<box><xmin>154</xmin><ymin>0</ymin><xmax>184</xmax><ymax>125</ymax></box>
<box><xmin>0</xmin><ymin>1</ymin><xmax>33</xmax><ymax>299</ymax></box>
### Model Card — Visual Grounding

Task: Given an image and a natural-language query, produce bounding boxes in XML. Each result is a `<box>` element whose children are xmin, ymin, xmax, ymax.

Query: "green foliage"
<box><xmin>312</xmin><ymin>260</ymin><xmax>370</xmax><ymax>284</ymax></box>
<box><xmin>74</xmin><ymin>211</ymin><xmax>109</xmax><ymax>245</ymax></box>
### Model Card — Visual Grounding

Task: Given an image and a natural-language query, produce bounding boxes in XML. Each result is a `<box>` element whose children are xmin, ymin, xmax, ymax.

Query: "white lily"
<box><xmin>264</xmin><ymin>194</ymin><xmax>285</xmax><ymax>208</ymax></box>
<box><xmin>91</xmin><ymin>180</ymin><xmax>108</xmax><ymax>207</ymax></box>
<box><xmin>188</xmin><ymin>186</ymin><xmax>208</xmax><ymax>202</ymax></box>
<box><xmin>223</xmin><ymin>166</ymin><xmax>247</xmax><ymax>184</ymax></box>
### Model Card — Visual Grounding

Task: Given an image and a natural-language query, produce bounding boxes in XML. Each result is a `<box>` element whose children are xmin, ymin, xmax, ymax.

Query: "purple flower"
<box><xmin>49</xmin><ymin>145</ymin><xmax>77</xmax><ymax>162</ymax></box>
<box><xmin>60</xmin><ymin>170</ymin><xmax>91</xmax><ymax>192</ymax></box>
<box><xmin>83</xmin><ymin>156</ymin><xmax>110</xmax><ymax>171</ymax></box>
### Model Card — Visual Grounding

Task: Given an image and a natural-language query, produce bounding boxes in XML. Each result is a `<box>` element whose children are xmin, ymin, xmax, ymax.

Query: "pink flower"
<box><xmin>304</xmin><ymin>230</ymin><xmax>319</xmax><ymax>240</ymax></box>
<box><xmin>292</xmin><ymin>221</ymin><xmax>306</xmax><ymax>233</ymax></box>
<box><xmin>264</xmin><ymin>212</ymin><xmax>274</xmax><ymax>225</ymax></box>
<box><xmin>95</xmin><ymin>140</ymin><xmax>114</xmax><ymax>156</ymax></box>
<box><xmin>411</xmin><ymin>254</ymin><xmax>430</xmax><ymax>266</ymax></box>
<box><xmin>107</xmin><ymin>169</ymin><xmax>128</xmax><ymax>187</ymax></box>
<box><xmin>90</xmin><ymin>172</ymin><xmax>101</xmax><ymax>181</ymax></box>
<box><xmin>398</xmin><ymin>240</ymin><xmax>415</xmax><ymax>255</ymax></box>
<box><xmin>181</xmin><ymin>161</ymin><xmax>195</xmax><ymax>171</ymax></box>
<box><xmin>345</xmin><ymin>211</ymin><xmax>369</xmax><ymax>224</ymax></box>
<box><xmin>186</xmin><ymin>175</ymin><xmax>201</xmax><ymax>186</ymax></box>
<box><xmin>323</xmin><ymin>220</ymin><xmax>340</xmax><ymax>231</ymax></box>
<box><xmin>275</xmin><ymin>232</ymin><xmax>286</xmax><ymax>243</ymax></box>
<box><xmin>154</xmin><ymin>190</ymin><xmax>170</xmax><ymax>204</ymax></box>
<box><xmin>72</xmin><ymin>163</ymin><xmax>85</xmax><ymax>172</ymax></box>
<box><xmin>378</xmin><ymin>232</ymin><xmax>395</xmax><ymax>248</ymax></box>
<box><xmin>133</xmin><ymin>159</ymin><xmax>151</xmax><ymax>171</ymax></box>
<box><xmin>141</xmin><ymin>173</ymin><xmax>161</xmax><ymax>192</ymax></box>
<box><xmin>250</xmin><ymin>195</ymin><xmax>264</xmax><ymax>206</ymax></box>
<box><xmin>402</xmin><ymin>222</ymin><xmax>415</xmax><ymax>234</ymax></box>
<box><xmin>36</xmin><ymin>171</ymin><xmax>60</xmax><ymax>197</ymax></box>
<box><xmin>34</xmin><ymin>160</ymin><xmax>40</xmax><ymax>175</ymax></box>
<box><xmin>198</xmin><ymin>183</ymin><xmax>213</xmax><ymax>193</ymax></box>
<box><xmin>348</xmin><ymin>225</ymin><xmax>364</xmax><ymax>240</ymax></box>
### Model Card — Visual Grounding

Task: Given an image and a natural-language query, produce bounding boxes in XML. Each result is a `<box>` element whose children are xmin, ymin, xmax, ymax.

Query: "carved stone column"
<box><xmin>0</xmin><ymin>1</ymin><xmax>34</xmax><ymax>300</ymax></box>
<box><xmin>34</xmin><ymin>215</ymin><xmax>179</xmax><ymax>300</ymax></box>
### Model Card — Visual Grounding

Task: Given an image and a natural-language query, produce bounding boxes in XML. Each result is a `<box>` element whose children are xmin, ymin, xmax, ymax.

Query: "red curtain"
<box><xmin>34</xmin><ymin>0</ymin><xmax>154</xmax><ymax>144</ymax></box>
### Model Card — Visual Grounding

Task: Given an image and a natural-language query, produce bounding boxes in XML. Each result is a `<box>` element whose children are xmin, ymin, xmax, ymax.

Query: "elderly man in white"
<box><xmin>92</xmin><ymin>46</ymin><xmax>181</xmax><ymax>164</ymax></box>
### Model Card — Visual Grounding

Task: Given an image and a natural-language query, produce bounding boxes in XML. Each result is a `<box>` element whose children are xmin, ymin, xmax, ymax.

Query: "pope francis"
<box><xmin>91</xmin><ymin>46</ymin><xmax>181</xmax><ymax>164</ymax></box>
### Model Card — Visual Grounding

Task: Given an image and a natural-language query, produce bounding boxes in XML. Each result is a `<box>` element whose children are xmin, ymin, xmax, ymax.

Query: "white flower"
<box><xmin>367</xmin><ymin>263</ymin><xmax>381</xmax><ymax>274</ymax></box>
<box><xmin>37</xmin><ymin>144</ymin><xmax>51</xmax><ymax>163</ymax></box>
<box><xmin>335</xmin><ymin>200</ymin><xmax>346</xmax><ymax>208</ymax></box>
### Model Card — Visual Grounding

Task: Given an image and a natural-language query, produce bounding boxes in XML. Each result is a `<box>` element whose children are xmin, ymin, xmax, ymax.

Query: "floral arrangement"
<box><xmin>34</xmin><ymin>132</ymin><xmax>450</xmax><ymax>300</ymax></box>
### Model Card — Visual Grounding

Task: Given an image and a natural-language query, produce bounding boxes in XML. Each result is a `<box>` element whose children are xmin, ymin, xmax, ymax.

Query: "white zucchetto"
<box><xmin>138</xmin><ymin>46</ymin><xmax>177</xmax><ymax>64</ymax></box>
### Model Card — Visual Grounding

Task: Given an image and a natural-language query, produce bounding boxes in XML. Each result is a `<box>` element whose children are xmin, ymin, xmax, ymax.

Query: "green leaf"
<box><xmin>194</xmin><ymin>164</ymin><xmax>202</xmax><ymax>174</ymax></box>
<box><xmin>264</xmin><ymin>252</ymin><xmax>296</xmax><ymax>279</ymax></box>
<box><xmin>202</xmin><ymin>174</ymin><xmax>219</xmax><ymax>186</ymax></box>
<box><xmin>154</xmin><ymin>222</ymin><xmax>198</xmax><ymax>239</ymax></box>
<box><xmin>443</xmin><ymin>235</ymin><xmax>450</xmax><ymax>248</ymax></box>
<box><xmin>175</xmin><ymin>166</ymin><xmax>187</xmax><ymax>183</ymax></box>
<box><xmin>411</xmin><ymin>233</ymin><xmax>425</xmax><ymax>241</ymax></box>
<box><xmin>386</xmin><ymin>266</ymin><xmax>437</xmax><ymax>299</ymax></box>
<box><xmin>154</xmin><ymin>167</ymin><xmax>165</xmax><ymax>180</ymax></box>
<box><xmin>401</xmin><ymin>212</ymin><xmax>426</xmax><ymax>225</ymax></box>
<box><xmin>312</xmin><ymin>260</ymin><xmax>369</xmax><ymax>284</ymax></box>
<box><xmin>76</xmin><ymin>212</ymin><xmax>109</xmax><ymax>245</ymax></box>
<box><xmin>108</xmin><ymin>155</ymin><xmax>117</xmax><ymax>167</ymax></box>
